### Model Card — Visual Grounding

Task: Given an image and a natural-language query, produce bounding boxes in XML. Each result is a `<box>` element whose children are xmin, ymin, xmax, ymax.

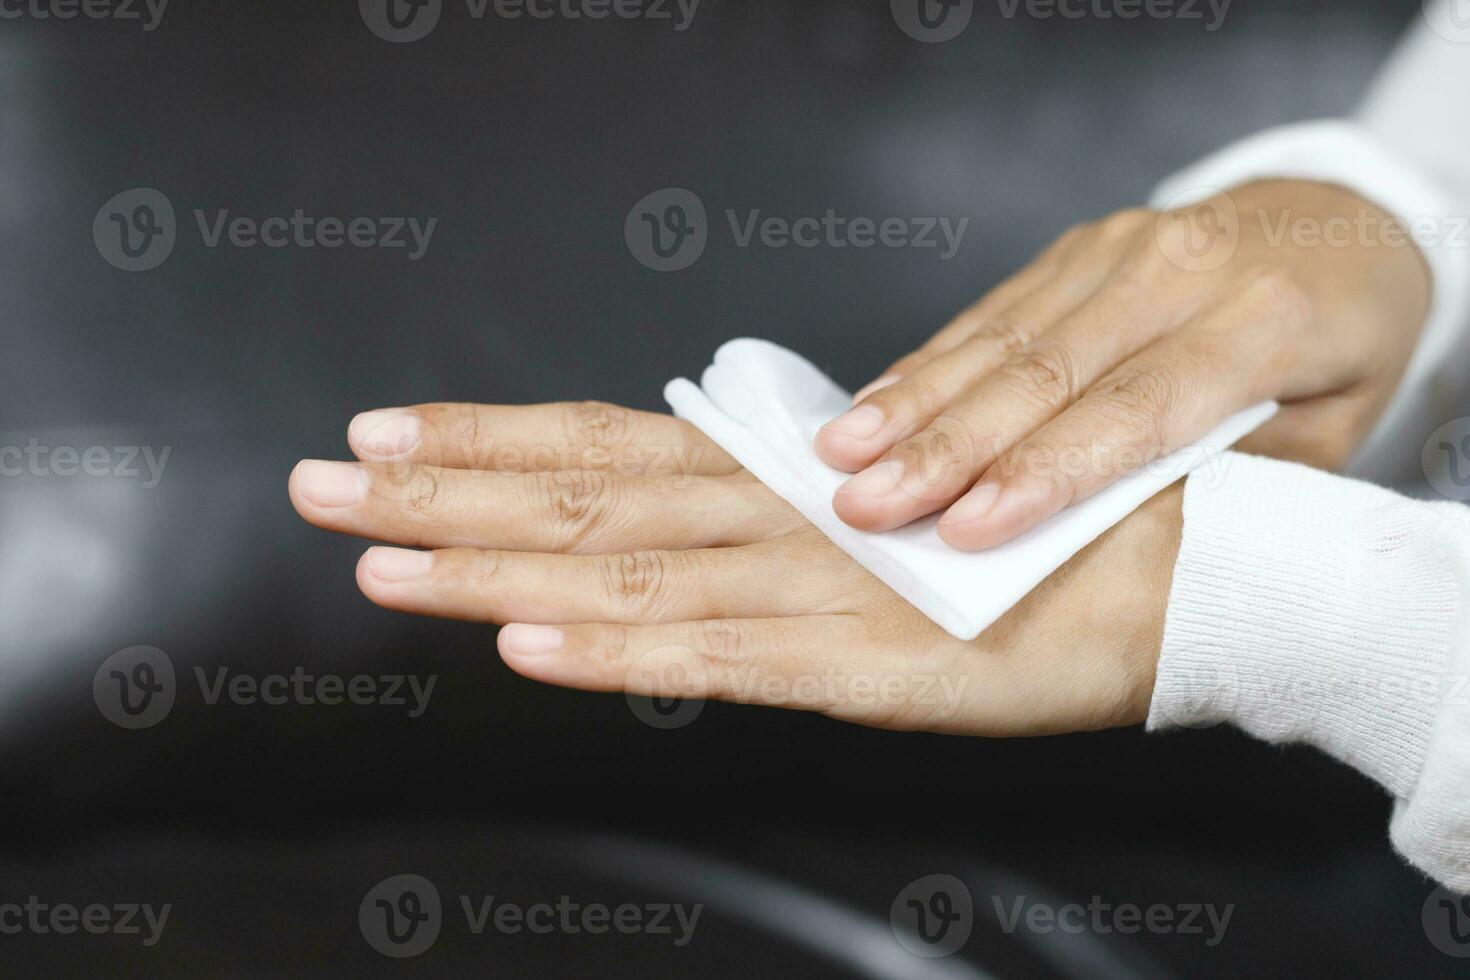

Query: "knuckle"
<box><xmin>1237</xmin><ymin>266</ymin><xmax>1314</xmax><ymax>329</ymax></box>
<box><xmin>691</xmin><ymin>620</ymin><xmax>750</xmax><ymax>673</ymax></box>
<box><xmin>600</xmin><ymin>549</ymin><xmax>675</xmax><ymax>618</ymax></box>
<box><xmin>917</xmin><ymin>417</ymin><xmax>979</xmax><ymax>477</ymax></box>
<box><xmin>1122</xmin><ymin>238</ymin><xmax>1182</xmax><ymax>284</ymax></box>
<box><xmin>1092</xmin><ymin>369</ymin><xmax>1175</xmax><ymax>440</ymax></box>
<box><xmin>1054</xmin><ymin>220</ymin><xmax>1095</xmax><ymax>250</ymax></box>
<box><xmin>1104</xmin><ymin>207</ymin><xmax>1154</xmax><ymax>233</ymax></box>
<box><xmin>537</xmin><ymin>469</ymin><xmax>616</xmax><ymax>550</ymax></box>
<box><xmin>591</xmin><ymin>625</ymin><xmax>631</xmax><ymax>672</ymax></box>
<box><xmin>970</xmin><ymin>318</ymin><xmax>1032</xmax><ymax>358</ymax></box>
<box><xmin>561</xmin><ymin>400</ymin><xmax>634</xmax><ymax>453</ymax></box>
<box><xmin>870</xmin><ymin>375</ymin><xmax>944</xmax><ymax>417</ymax></box>
<box><xmin>403</xmin><ymin>466</ymin><xmax>445</xmax><ymax>517</ymax></box>
<box><xmin>446</xmin><ymin>547</ymin><xmax>503</xmax><ymax>592</ymax></box>
<box><xmin>459</xmin><ymin>406</ymin><xmax>486</xmax><ymax>467</ymax></box>
<box><xmin>1000</xmin><ymin>345</ymin><xmax>1079</xmax><ymax>408</ymax></box>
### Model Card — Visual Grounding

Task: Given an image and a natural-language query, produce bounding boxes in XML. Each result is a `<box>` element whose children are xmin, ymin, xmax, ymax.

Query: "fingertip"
<box><xmin>499</xmin><ymin>623</ymin><xmax>565</xmax><ymax>658</ymax></box>
<box><xmin>938</xmin><ymin>480</ymin><xmax>1061</xmax><ymax>551</ymax></box>
<box><xmin>831</xmin><ymin>490</ymin><xmax>894</xmax><ymax>532</ymax></box>
<box><xmin>355</xmin><ymin>548</ymin><xmax>382</xmax><ymax>599</ymax></box>
<box><xmin>348</xmin><ymin>408</ymin><xmax>420</xmax><ymax>461</ymax></box>
<box><xmin>814</xmin><ymin>427</ymin><xmax>876</xmax><ymax>471</ymax></box>
<box><xmin>815</xmin><ymin>403</ymin><xmax>889</xmax><ymax>471</ymax></box>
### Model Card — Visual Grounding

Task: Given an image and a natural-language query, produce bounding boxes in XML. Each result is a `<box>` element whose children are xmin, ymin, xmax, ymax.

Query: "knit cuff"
<box><xmin>1148</xmin><ymin>453</ymin><xmax>1463</xmax><ymax>804</ymax></box>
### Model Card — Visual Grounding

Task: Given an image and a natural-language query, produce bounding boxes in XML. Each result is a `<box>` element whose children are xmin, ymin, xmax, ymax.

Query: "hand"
<box><xmin>288</xmin><ymin>401</ymin><xmax>1182</xmax><ymax>735</ymax></box>
<box><xmin>815</xmin><ymin>179</ymin><xmax>1432</xmax><ymax>550</ymax></box>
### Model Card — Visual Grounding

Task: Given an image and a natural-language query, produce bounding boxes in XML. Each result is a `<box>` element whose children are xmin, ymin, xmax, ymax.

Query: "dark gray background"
<box><xmin>1</xmin><ymin>1</ymin><xmax>1460</xmax><ymax>976</ymax></box>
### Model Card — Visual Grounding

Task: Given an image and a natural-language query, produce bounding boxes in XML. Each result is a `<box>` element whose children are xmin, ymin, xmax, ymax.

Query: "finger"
<box><xmin>830</xmin><ymin>277</ymin><xmax>1187</xmax><ymax>530</ymax></box>
<box><xmin>817</xmin><ymin>278</ymin><xmax>1108</xmax><ymax>473</ymax></box>
<box><xmin>498</xmin><ymin>615</ymin><xmax>898</xmax><ymax>718</ymax></box>
<box><xmin>938</xmin><ymin>317</ymin><xmax>1290</xmax><ymax>550</ymax></box>
<box><xmin>347</xmin><ymin>400</ymin><xmax>740</xmax><ymax>476</ymax></box>
<box><xmin>849</xmin><ymin>222</ymin><xmax>1101</xmax><ymax>402</ymax></box>
<box><xmin>290</xmin><ymin>460</ymin><xmax>795</xmax><ymax>554</ymax></box>
<box><xmin>851</xmin><ymin>267</ymin><xmax>1056</xmax><ymax>405</ymax></box>
<box><xmin>356</xmin><ymin>535</ymin><xmax>863</xmax><ymax>625</ymax></box>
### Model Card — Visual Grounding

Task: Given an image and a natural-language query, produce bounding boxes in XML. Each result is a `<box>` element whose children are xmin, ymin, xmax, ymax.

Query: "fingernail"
<box><xmin>852</xmin><ymin>375</ymin><xmax>899</xmax><ymax>404</ymax></box>
<box><xmin>836</xmin><ymin>460</ymin><xmax>906</xmax><ymax>498</ymax></box>
<box><xmin>350</xmin><ymin>409</ymin><xmax>420</xmax><ymax>459</ymax></box>
<box><xmin>821</xmin><ymin>404</ymin><xmax>886</xmax><ymax>441</ymax></box>
<box><xmin>294</xmin><ymin>460</ymin><xmax>368</xmax><ymax>507</ymax></box>
<box><xmin>366</xmin><ymin>547</ymin><xmax>434</xmax><ymax>582</ymax></box>
<box><xmin>940</xmin><ymin>481</ymin><xmax>1002</xmax><ymax>525</ymax></box>
<box><xmin>500</xmin><ymin>624</ymin><xmax>564</xmax><ymax>656</ymax></box>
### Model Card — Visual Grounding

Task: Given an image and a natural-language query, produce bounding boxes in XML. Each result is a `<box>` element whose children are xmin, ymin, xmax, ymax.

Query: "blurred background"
<box><xmin>2</xmin><ymin>0</ymin><xmax>1462</xmax><ymax>975</ymax></box>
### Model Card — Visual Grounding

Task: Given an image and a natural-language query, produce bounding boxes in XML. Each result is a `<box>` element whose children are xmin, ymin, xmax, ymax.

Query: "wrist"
<box><xmin>1115</xmin><ymin>482</ymin><xmax>1184</xmax><ymax>727</ymax></box>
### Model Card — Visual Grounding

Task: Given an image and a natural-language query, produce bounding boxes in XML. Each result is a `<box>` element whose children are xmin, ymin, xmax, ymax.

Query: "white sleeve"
<box><xmin>1149</xmin><ymin>453</ymin><xmax>1470</xmax><ymax>891</ymax></box>
<box><xmin>1149</xmin><ymin>0</ymin><xmax>1470</xmax><ymax>485</ymax></box>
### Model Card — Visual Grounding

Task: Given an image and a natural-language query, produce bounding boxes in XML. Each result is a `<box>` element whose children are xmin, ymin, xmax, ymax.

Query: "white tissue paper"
<box><xmin>665</xmin><ymin>338</ymin><xmax>1277</xmax><ymax>641</ymax></box>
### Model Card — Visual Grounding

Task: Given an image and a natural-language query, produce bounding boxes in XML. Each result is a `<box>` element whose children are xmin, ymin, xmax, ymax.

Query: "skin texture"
<box><xmin>816</xmin><ymin>180</ymin><xmax>1432</xmax><ymax>551</ymax></box>
<box><xmin>290</xmin><ymin>401</ymin><xmax>1182</xmax><ymax>735</ymax></box>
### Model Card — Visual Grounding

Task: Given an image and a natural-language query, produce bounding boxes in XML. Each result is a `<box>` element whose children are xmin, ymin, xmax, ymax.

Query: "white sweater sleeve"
<box><xmin>1149</xmin><ymin>0</ymin><xmax>1470</xmax><ymax>485</ymax></box>
<box><xmin>1145</xmin><ymin>6</ymin><xmax>1470</xmax><ymax>890</ymax></box>
<box><xmin>1149</xmin><ymin>454</ymin><xmax>1470</xmax><ymax>891</ymax></box>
